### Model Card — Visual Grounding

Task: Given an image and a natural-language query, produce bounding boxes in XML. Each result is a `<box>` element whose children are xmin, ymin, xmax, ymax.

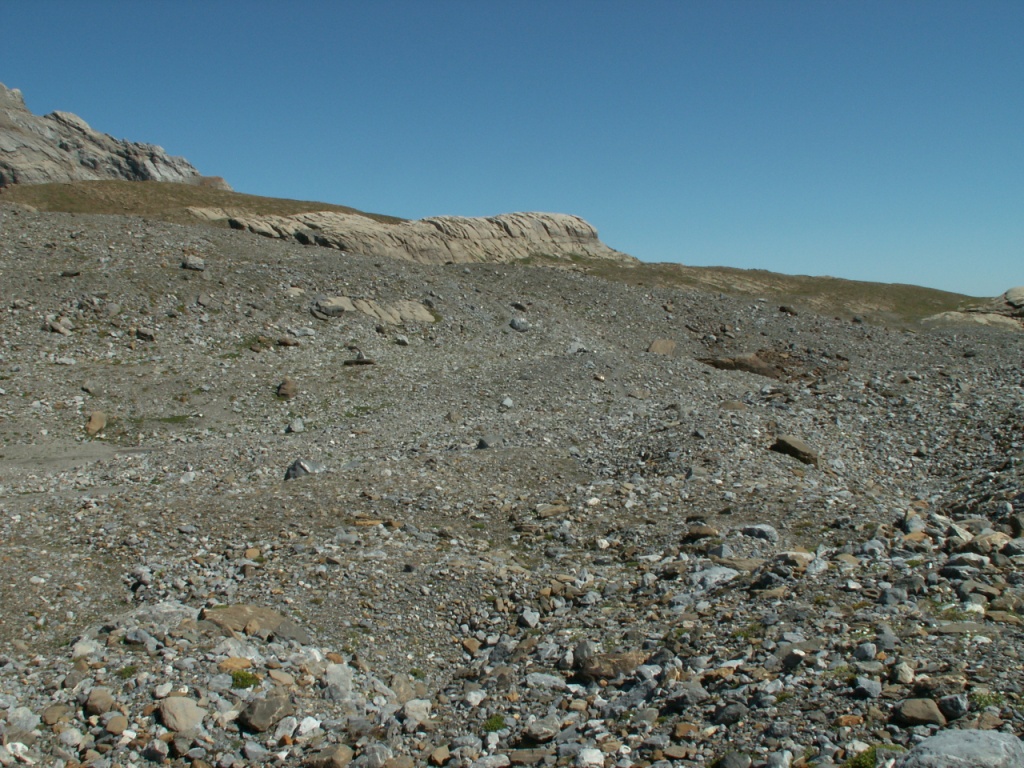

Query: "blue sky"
<box><xmin>4</xmin><ymin>1</ymin><xmax>1022</xmax><ymax>297</ymax></box>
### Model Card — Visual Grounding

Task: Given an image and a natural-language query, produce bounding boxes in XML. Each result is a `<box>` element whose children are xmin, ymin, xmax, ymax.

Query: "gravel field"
<box><xmin>1</xmin><ymin>203</ymin><xmax>1023</xmax><ymax>768</ymax></box>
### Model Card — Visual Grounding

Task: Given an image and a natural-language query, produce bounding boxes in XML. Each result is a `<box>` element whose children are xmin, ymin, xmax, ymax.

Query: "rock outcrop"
<box><xmin>923</xmin><ymin>286</ymin><xmax>1024</xmax><ymax>330</ymax></box>
<box><xmin>196</xmin><ymin>207</ymin><xmax>633</xmax><ymax>265</ymax></box>
<box><xmin>0</xmin><ymin>82</ymin><xmax>228</xmax><ymax>188</ymax></box>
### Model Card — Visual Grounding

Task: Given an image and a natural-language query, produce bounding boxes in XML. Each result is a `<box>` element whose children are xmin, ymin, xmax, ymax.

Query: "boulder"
<box><xmin>895</xmin><ymin>729</ymin><xmax>1024</xmax><ymax>768</ymax></box>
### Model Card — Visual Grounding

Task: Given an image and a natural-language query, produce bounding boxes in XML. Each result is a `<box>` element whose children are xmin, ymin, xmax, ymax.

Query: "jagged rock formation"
<box><xmin>0</xmin><ymin>82</ymin><xmax>228</xmax><ymax>188</ymax></box>
<box><xmin>190</xmin><ymin>207</ymin><xmax>633</xmax><ymax>265</ymax></box>
<box><xmin>923</xmin><ymin>286</ymin><xmax>1024</xmax><ymax>330</ymax></box>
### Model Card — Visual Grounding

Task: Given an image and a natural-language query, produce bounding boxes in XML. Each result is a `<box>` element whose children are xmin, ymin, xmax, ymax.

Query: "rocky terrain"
<box><xmin>1</xmin><ymin>194</ymin><xmax>1023</xmax><ymax>768</ymax></box>
<box><xmin>0</xmin><ymin>83</ymin><xmax>227</xmax><ymax>189</ymax></box>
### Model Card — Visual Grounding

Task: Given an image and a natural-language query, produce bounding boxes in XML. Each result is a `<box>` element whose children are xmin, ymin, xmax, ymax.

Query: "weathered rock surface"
<box><xmin>923</xmin><ymin>286</ymin><xmax>1024</xmax><ymax>330</ymax></box>
<box><xmin>0</xmin><ymin>82</ymin><xmax>227</xmax><ymax>188</ymax></box>
<box><xmin>895</xmin><ymin>730</ymin><xmax>1024</xmax><ymax>768</ymax></box>
<box><xmin>209</xmin><ymin>208</ymin><xmax>632</xmax><ymax>265</ymax></box>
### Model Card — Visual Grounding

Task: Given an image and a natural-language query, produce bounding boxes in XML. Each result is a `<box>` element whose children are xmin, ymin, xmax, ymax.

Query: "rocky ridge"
<box><xmin>186</xmin><ymin>207</ymin><xmax>633</xmax><ymax>266</ymax></box>
<box><xmin>0</xmin><ymin>83</ymin><xmax>227</xmax><ymax>189</ymax></box>
<box><xmin>1</xmin><ymin>204</ymin><xmax>1023</xmax><ymax>768</ymax></box>
<box><xmin>923</xmin><ymin>287</ymin><xmax>1024</xmax><ymax>331</ymax></box>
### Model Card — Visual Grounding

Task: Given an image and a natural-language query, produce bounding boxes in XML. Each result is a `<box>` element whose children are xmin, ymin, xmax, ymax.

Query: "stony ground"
<box><xmin>1</xmin><ymin>202</ymin><xmax>1023</xmax><ymax>768</ymax></box>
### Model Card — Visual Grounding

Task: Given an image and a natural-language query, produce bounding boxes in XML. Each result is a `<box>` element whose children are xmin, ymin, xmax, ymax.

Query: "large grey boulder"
<box><xmin>0</xmin><ymin>82</ymin><xmax>228</xmax><ymax>188</ymax></box>
<box><xmin>895</xmin><ymin>730</ymin><xmax>1024</xmax><ymax>768</ymax></box>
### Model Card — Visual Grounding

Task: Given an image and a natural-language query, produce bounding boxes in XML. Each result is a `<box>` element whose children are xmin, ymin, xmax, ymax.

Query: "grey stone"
<box><xmin>853</xmin><ymin>677</ymin><xmax>882</xmax><ymax>699</ymax></box>
<box><xmin>237</xmin><ymin>692</ymin><xmax>294</xmax><ymax>732</ymax></box>
<box><xmin>159</xmin><ymin>697</ymin><xmax>207</xmax><ymax>732</ymax></box>
<box><xmin>742</xmin><ymin>524</ymin><xmax>780</xmax><ymax>543</ymax></box>
<box><xmin>285</xmin><ymin>458</ymin><xmax>326</xmax><ymax>480</ymax></box>
<box><xmin>895</xmin><ymin>730</ymin><xmax>1024</xmax><ymax>767</ymax></box>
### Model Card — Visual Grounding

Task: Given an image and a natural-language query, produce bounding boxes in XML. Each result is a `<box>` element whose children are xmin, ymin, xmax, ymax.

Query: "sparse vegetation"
<box><xmin>230</xmin><ymin>669</ymin><xmax>260</xmax><ymax>689</ymax></box>
<box><xmin>482</xmin><ymin>714</ymin><xmax>506</xmax><ymax>732</ymax></box>
<box><xmin>841</xmin><ymin>744</ymin><xmax>904</xmax><ymax>768</ymax></box>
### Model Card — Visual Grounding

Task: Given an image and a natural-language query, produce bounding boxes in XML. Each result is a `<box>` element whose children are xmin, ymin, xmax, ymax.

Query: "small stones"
<box><xmin>509</xmin><ymin>317</ymin><xmax>530</xmax><ymax>332</ymax></box>
<box><xmin>5</xmin><ymin>197</ymin><xmax>1024</xmax><ymax>768</ymax></box>
<box><xmin>181</xmin><ymin>254</ymin><xmax>206</xmax><ymax>271</ymax></box>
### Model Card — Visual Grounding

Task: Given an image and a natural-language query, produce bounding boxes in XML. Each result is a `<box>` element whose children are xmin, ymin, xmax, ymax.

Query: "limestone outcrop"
<box><xmin>923</xmin><ymin>286</ymin><xmax>1024</xmax><ymax>330</ymax></box>
<box><xmin>200</xmin><ymin>208</ymin><xmax>633</xmax><ymax>265</ymax></box>
<box><xmin>0</xmin><ymin>82</ymin><xmax>228</xmax><ymax>188</ymax></box>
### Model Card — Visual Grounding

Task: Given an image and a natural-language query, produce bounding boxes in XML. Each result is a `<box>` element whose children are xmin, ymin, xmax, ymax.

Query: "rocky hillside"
<box><xmin>1</xmin><ymin>202</ymin><xmax>1023</xmax><ymax>768</ymax></box>
<box><xmin>0</xmin><ymin>82</ymin><xmax>227</xmax><ymax>189</ymax></box>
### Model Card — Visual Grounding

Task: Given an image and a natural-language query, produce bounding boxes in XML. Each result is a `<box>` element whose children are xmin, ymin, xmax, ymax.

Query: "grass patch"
<box><xmin>153</xmin><ymin>415</ymin><xmax>191</xmax><ymax>424</ymax></box>
<box><xmin>482</xmin><ymin>714</ymin><xmax>506</xmax><ymax>732</ymax></box>
<box><xmin>231</xmin><ymin>669</ymin><xmax>260</xmax><ymax>689</ymax></box>
<box><xmin>970</xmin><ymin>690</ymin><xmax>1005</xmax><ymax>709</ymax></box>
<box><xmin>841</xmin><ymin>744</ymin><xmax>904</xmax><ymax>768</ymax></box>
<box><xmin>115</xmin><ymin>664</ymin><xmax>138</xmax><ymax>680</ymax></box>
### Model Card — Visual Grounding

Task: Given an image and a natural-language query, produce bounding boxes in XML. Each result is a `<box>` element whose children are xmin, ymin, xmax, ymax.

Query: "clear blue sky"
<box><xmin>4</xmin><ymin>1</ymin><xmax>1022</xmax><ymax>297</ymax></box>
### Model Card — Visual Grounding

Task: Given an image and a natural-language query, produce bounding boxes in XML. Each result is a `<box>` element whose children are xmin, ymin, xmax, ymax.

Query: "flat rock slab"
<box><xmin>200</xmin><ymin>605</ymin><xmax>311</xmax><ymax>644</ymax></box>
<box><xmin>770</xmin><ymin>435</ymin><xmax>819</xmax><ymax>465</ymax></box>
<box><xmin>895</xmin><ymin>729</ymin><xmax>1024</xmax><ymax>768</ymax></box>
<box><xmin>698</xmin><ymin>353</ymin><xmax>781</xmax><ymax>378</ymax></box>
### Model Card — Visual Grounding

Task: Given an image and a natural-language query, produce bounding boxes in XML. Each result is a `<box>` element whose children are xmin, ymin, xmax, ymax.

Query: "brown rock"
<box><xmin>85</xmin><ymin>411</ymin><xmax>106</xmax><ymax>436</ymax></box>
<box><xmin>578</xmin><ymin>651</ymin><xmax>647</xmax><ymax>682</ymax></box>
<box><xmin>305</xmin><ymin>744</ymin><xmax>354</xmax><ymax>768</ymax></box>
<box><xmin>893</xmin><ymin>698</ymin><xmax>946</xmax><ymax>727</ymax></box>
<box><xmin>673</xmin><ymin>722</ymin><xmax>700</xmax><ymax>741</ymax></box>
<box><xmin>277</xmin><ymin>377</ymin><xmax>298</xmax><ymax>399</ymax></box>
<box><xmin>218</xmin><ymin>657</ymin><xmax>252</xmax><ymax>672</ymax></box>
<box><xmin>699</xmin><ymin>352</ymin><xmax>781</xmax><ymax>378</ymax></box>
<box><xmin>84</xmin><ymin>687</ymin><xmax>116</xmax><ymax>716</ymax></box>
<box><xmin>683</xmin><ymin>525</ymin><xmax>719</xmax><ymax>542</ymax></box>
<box><xmin>647</xmin><ymin>339</ymin><xmax>676</xmax><ymax>355</ymax></box>
<box><xmin>41</xmin><ymin>704</ymin><xmax>71</xmax><ymax>726</ymax></box>
<box><xmin>770</xmin><ymin>434</ymin><xmax>819</xmax><ymax>465</ymax></box>
<box><xmin>105</xmin><ymin>714</ymin><xmax>128</xmax><ymax>735</ymax></box>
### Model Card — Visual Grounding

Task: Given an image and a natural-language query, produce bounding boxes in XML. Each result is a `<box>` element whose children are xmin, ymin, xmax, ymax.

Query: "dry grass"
<box><xmin>580</xmin><ymin>259</ymin><xmax>975</xmax><ymax>324</ymax></box>
<box><xmin>0</xmin><ymin>179</ymin><xmax>404</xmax><ymax>226</ymax></box>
